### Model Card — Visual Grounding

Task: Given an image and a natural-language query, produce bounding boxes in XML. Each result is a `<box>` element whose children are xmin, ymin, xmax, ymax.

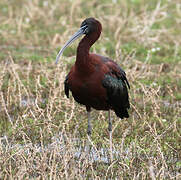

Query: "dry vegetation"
<box><xmin>0</xmin><ymin>0</ymin><xmax>181</xmax><ymax>179</ymax></box>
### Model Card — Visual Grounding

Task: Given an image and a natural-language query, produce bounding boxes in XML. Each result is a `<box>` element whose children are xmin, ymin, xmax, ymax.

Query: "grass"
<box><xmin>0</xmin><ymin>0</ymin><xmax>181</xmax><ymax>179</ymax></box>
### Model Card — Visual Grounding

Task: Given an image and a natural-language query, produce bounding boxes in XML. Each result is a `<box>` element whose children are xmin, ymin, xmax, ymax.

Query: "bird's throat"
<box><xmin>75</xmin><ymin>32</ymin><xmax>100</xmax><ymax>72</ymax></box>
<box><xmin>75</xmin><ymin>37</ymin><xmax>91</xmax><ymax>72</ymax></box>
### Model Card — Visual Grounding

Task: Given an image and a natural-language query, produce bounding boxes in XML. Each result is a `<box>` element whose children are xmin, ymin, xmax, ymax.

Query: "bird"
<box><xmin>55</xmin><ymin>17</ymin><xmax>130</xmax><ymax>158</ymax></box>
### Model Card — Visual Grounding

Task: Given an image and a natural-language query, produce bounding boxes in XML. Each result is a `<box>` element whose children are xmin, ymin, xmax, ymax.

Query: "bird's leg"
<box><xmin>85</xmin><ymin>107</ymin><xmax>92</xmax><ymax>155</ymax></box>
<box><xmin>87</xmin><ymin>110</ymin><xmax>92</xmax><ymax>136</ymax></box>
<box><xmin>108</xmin><ymin>110</ymin><xmax>113</xmax><ymax>162</ymax></box>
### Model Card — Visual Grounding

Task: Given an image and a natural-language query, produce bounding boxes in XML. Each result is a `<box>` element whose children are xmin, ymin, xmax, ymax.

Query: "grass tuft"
<box><xmin>0</xmin><ymin>0</ymin><xmax>180</xmax><ymax>179</ymax></box>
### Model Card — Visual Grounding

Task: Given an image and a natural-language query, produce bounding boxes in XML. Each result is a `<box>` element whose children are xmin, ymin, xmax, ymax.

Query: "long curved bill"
<box><xmin>55</xmin><ymin>25</ymin><xmax>87</xmax><ymax>64</ymax></box>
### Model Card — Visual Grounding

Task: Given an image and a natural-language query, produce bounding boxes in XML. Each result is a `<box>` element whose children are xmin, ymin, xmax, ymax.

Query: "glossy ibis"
<box><xmin>55</xmin><ymin>18</ymin><xmax>130</xmax><ymax>157</ymax></box>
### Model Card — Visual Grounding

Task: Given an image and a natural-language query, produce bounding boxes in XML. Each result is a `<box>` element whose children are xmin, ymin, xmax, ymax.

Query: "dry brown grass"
<box><xmin>0</xmin><ymin>0</ymin><xmax>181</xmax><ymax>179</ymax></box>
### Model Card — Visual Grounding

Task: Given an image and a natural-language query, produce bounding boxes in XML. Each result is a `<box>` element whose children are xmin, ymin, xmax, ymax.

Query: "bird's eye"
<box><xmin>84</xmin><ymin>27</ymin><xmax>89</xmax><ymax>34</ymax></box>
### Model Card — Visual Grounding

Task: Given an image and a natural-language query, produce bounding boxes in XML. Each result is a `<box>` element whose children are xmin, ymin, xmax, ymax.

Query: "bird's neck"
<box><xmin>75</xmin><ymin>32</ymin><xmax>100</xmax><ymax>72</ymax></box>
<box><xmin>76</xmin><ymin>36</ymin><xmax>91</xmax><ymax>62</ymax></box>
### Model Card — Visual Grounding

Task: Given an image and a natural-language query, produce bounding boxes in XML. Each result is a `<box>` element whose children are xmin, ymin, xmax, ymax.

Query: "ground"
<box><xmin>0</xmin><ymin>0</ymin><xmax>180</xmax><ymax>179</ymax></box>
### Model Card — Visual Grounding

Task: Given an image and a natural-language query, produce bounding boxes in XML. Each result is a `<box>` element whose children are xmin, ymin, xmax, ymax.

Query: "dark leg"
<box><xmin>87</xmin><ymin>111</ymin><xmax>92</xmax><ymax>136</ymax></box>
<box><xmin>108</xmin><ymin>110</ymin><xmax>112</xmax><ymax>132</ymax></box>
<box><xmin>108</xmin><ymin>110</ymin><xmax>113</xmax><ymax>162</ymax></box>
<box><xmin>85</xmin><ymin>107</ymin><xmax>92</xmax><ymax>154</ymax></box>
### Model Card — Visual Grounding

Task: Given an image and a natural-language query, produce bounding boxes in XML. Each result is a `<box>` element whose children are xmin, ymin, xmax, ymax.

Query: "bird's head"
<box><xmin>55</xmin><ymin>17</ymin><xmax>102</xmax><ymax>64</ymax></box>
<box><xmin>80</xmin><ymin>17</ymin><xmax>102</xmax><ymax>36</ymax></box>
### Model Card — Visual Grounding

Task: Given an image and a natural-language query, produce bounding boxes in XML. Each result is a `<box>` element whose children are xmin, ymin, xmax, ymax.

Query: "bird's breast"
<box><xmin>68</xmin><ymin>71</ymin><xmax>110</xmax><ymax>110</ymax></box>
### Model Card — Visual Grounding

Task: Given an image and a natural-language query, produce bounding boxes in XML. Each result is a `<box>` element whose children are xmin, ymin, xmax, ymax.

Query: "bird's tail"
<box><xmin>114</xmin><ymin>107</ymin><xmax>129</xmax><ymax>119</ymax></box>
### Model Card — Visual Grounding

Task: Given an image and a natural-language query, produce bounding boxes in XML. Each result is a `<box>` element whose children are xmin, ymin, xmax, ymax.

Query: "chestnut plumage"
<box><xmin>56</xmin><ymin>17</ymin><xmax>130</xmax><ymax>137</ymax></box>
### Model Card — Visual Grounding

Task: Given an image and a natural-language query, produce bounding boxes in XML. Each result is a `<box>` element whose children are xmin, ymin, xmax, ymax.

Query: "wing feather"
<box><xmin>64</xmin><ymin>75</ymin><xmax>70</xmax><ymax>98</ymax></box>
<box><xmin>102</xmin><ymin>60</ymin><xmax>130</xmax><ymax>118</ymax></box>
